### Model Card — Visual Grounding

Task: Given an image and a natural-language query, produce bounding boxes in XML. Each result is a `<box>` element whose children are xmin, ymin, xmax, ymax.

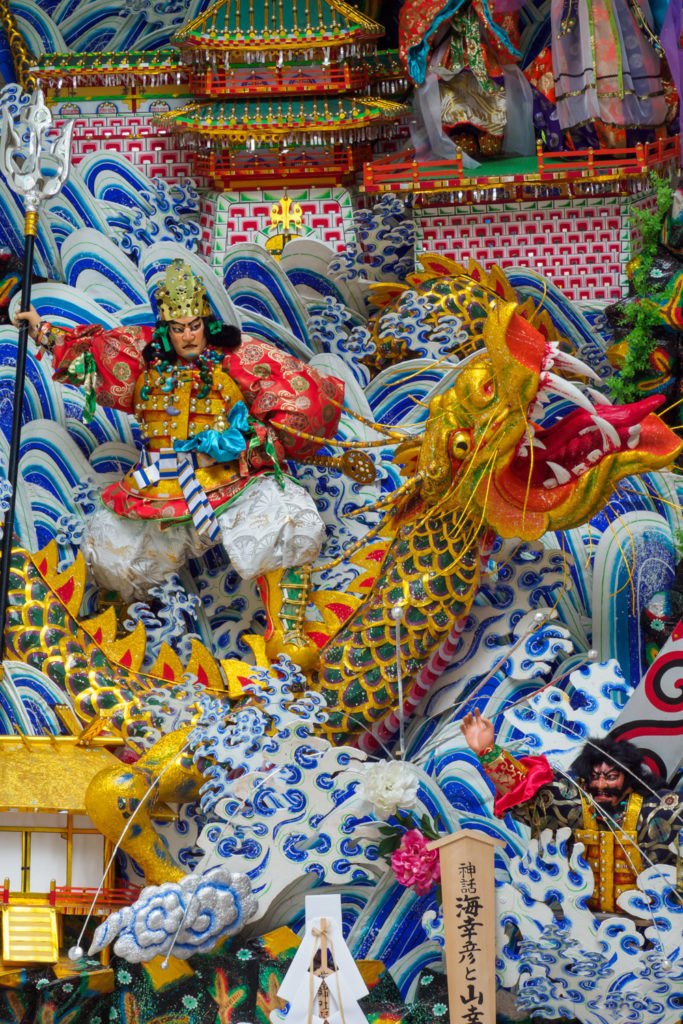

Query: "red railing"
<box><xmin>193</xmin><ymin>144</ymin><xmax>372</xmax><ymax>187</ymax></box>
<box><xmin>190</xmin><ymin>64</ymin><xmax>369</xmax><ymax>97</ymax></box>
<box><xmin>364</xmin><ymin>148</ymin><xmax>466</xmax><ymax>192</ymax></box>
<box><xmin>50</xmin><ymin>884</ymin><xmax>141</xmax><ymax>910</ymax></box>
<box><xmin>0</xmin><ymin>882</ymin><xmax>140</xmax><ymax>910</ymax></box>
<box><xmin>537</xmin><ymin>135</ymin><xmax>679</xmax><ymax>178</ymax></box>
<box><xmin>362</xmin><ymin>136</ymin><xmax>680</xmax><ymax>197</ymax></box>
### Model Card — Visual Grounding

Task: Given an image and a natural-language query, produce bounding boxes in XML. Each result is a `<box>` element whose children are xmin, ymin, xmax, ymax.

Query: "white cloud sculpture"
<box><xmin>89</xmin><ymin>865</ymin><xmax>257</xmax><ymax>962</ymax></box>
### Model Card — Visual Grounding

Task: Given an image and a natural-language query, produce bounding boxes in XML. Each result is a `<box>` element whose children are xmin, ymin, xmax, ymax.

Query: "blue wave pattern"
<box><xmin>0</xmin><ymin>127</ymin><xmax>680</xmax><ymax>1012</ymax></box>
<box><xmin>189</xmin><ymin>658</ymin><xmax>381</xmax><ymax>925</ymax></box>
<box><xmin>14</xmin><ymin>0</ymin><xmax>211</xmax><ymax>55</ymax></box>
<box><xmin>328</xmin><ymin>195</ymin><xmax>415</xmax><ymax>286</ymax></box>
<box><xmin>498</xmin><ymin>829</ymin><xmax>683</xmax><ymax>1023</ymax></box>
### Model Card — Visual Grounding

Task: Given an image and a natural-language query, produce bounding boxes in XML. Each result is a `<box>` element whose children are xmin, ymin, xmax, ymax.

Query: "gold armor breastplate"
<box><xmin>122</xmin><ymin>359</ymin><xmax>246</xmax><ymax>502</ymax></box>
<box><xmin>576</xmin><ymin>793</ymin><xmax>643</xmax><ymax>913</ymax></box>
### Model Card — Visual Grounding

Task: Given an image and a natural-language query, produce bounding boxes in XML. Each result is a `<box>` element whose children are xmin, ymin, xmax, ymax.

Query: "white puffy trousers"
<box><xmin>79</xmin><ymin>475</ymin><xmax>325</xmax><ymax>602</ymax></box>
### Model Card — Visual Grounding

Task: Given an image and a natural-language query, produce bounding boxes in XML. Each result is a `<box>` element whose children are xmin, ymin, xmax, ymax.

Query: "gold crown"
<box><xmin>154</xmin><ymin>260</ymin><xmax>211</xmax><ymax>321</ymax></box>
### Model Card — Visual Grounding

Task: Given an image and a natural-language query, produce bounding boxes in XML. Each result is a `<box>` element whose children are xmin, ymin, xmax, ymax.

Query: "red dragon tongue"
<box><xmin>480</xmin><ymin>302</ymin><xmax>682</xmax><ymax>539</ymax></box>
<box><xmin>596</xmin><ymin>394</ymin><xmax>664</xmax><ymax>425</ymax></box>
<box><xmin>530</xmin><ymin>395</ymin><xmax>666</xmax><ymax>466</ymax></box>
<box><xmin>507</xmin><ymin>388</ymin><xmax>679</xmax><ymax>496</ymax></box>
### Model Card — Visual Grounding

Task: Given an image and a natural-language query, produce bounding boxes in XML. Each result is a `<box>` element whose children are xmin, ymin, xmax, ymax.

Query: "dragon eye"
<box><xmin>452</xmin><ymin>431</ymin><xmax>471</xmax><ymax>458</ymax></box>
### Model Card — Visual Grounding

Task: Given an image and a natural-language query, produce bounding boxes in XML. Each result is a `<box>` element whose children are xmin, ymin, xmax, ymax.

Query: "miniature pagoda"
<box><xmin>164</xmin><ymin>0</ymin><xmax>409</xmax><ymax>189</ymax></box>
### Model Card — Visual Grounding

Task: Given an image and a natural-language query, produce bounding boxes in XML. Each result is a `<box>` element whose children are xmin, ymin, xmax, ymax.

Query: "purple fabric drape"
<box><xmin>661</xmin><ymin>0</ymin><xmax>682</xmax><ymax>100</ymax></box>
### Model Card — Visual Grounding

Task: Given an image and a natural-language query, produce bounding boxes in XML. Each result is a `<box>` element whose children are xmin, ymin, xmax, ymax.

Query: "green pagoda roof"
<box><xmin>173</xmin><ymin>0</ymin><xmax>383</xmax><ymax>51</ymax></box>
<box><xmin>32</xmin><ymin>46</ymin><xmax>401</xmax><ymax>86</ymax></box>
<box><xmin>161</xmin><ymin>95</ymin><xmax>407</xmax><ymax>140</ymax></box>
<box><xmin>34</xmin><ymin>49</ymin><xmax>182</xmax><ymax>75</ymax></box>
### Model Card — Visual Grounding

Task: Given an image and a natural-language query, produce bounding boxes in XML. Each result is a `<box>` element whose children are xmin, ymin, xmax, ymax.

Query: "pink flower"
<box><xmin>390</xmin><ymin>829</ymin><xmax>441</xmax><ymax>896</ymax></box>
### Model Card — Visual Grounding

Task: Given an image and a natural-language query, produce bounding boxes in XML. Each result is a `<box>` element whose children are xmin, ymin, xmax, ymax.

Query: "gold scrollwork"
<box><xmin>0</xmin><ymin>0</ymin><xmax>37</xmax><ymax>90</ymax></box>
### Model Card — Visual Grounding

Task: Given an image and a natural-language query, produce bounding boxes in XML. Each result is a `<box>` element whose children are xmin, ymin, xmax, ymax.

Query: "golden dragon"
<box><xmin>3</xmin><ymin>289</ymin><xmax>680</xmax><ymax>884</ymax></box>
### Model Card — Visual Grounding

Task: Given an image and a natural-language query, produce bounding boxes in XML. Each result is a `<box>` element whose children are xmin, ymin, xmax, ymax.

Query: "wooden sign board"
<box><xmin>428</xmin><ymin>830</ymin><xmax>505</xmax><ymax>1024</ymax></box>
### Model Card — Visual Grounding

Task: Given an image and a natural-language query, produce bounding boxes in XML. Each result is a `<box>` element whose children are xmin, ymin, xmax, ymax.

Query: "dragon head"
<box><xmin>404</xmin><ymin>302</ymin><xmax>681</xmax><ymax>540</ymax></box>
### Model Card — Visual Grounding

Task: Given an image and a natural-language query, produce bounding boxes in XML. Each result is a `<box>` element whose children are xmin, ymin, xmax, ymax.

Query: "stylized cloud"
<box><xmin>89</xmin><ymin>866</ymin><xmax>257</xmax><ymax>962</ymax></box>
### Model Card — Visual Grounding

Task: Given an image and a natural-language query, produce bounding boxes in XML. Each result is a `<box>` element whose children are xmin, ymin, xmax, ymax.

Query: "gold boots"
<box><xmin>258</xmin><ymin>564</ymin><xmax>320</xmax><ymax>674</ymax></box>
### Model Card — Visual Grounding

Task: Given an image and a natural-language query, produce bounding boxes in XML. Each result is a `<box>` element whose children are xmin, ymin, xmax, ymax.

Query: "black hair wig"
<box><xmin>142</xmin><ymin>316</ymin><xmax>242</xmax><ymax>365</ymax></box>
<box><xmin>571</xmin><ymin>736</ymin><xmax>660</xmax><ymax>796</ymax></box>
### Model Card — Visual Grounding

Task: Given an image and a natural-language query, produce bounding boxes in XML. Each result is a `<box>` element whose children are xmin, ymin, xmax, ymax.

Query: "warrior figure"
<box><xmin>16</xmin><ymin>261</ymin><xmax>344</xmax><ymax>670</ymax></box>
<box><xmin>460</xmin><ymin>708</ymin><xmax>682</xmax><ymax>912</ymax></box>
<box><xmin>551</xmin><ymin>0</ymin><xmax>669</xmax><ymax>147</ymax></box>
<box><xmin>399</xmin><ymin>0</ymin><xmax>671</xmax><ymax>155</ymax></box>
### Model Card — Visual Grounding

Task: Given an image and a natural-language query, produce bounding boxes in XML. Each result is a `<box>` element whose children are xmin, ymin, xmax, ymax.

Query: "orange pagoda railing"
<box><xmin>194</xmin><ymin>144</ymin><xmax>373</xmax><ymax>188</ymax></box>
<box><xmin>50</xmin><ymin>884</ymin><xmax>141</xmax><ymax>913</ymax></box>
<box><xmin>190</xmin><ymin>64</ymin><xmax>371</xmax><ymax>97</ymax></box>
<box><xmin>1</xmin><ymin>880</ymin><xmax>141</xmax><ymax>912</ymax></box>
<box><xmin>362</xmin><ymin>136</ymin><xmax>680</xmax><ymax>203</ymax></box>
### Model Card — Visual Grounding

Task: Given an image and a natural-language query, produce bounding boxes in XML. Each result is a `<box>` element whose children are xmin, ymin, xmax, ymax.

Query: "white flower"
<box><xmin>359</xmin><ymin>759</ymin><xmax>419</xmax><ymax>820</ymax></box>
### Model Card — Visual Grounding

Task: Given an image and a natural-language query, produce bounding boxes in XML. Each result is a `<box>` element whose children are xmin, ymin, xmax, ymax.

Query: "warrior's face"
<box><xmin>168</xmin><ymin>316</ymin><xmax>207</xmax><ymax>361</ymax></box>
<box><xmin>586</xmin><ymin>761</ymin><xmax>631</xmax><ymax>811</ymax></box>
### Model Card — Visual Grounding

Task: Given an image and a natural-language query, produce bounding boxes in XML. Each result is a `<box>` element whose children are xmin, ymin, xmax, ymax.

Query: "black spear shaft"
<box><xmin>0</xmin><ymin>223</ymin><xmax>36</xmax><ymax>659</ymax></box>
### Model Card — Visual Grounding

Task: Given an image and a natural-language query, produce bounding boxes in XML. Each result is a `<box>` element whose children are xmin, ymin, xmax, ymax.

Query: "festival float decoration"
<box><xmin>20</xmin><ymin>0</ymin><xmax>411</xmax><ymax>263</ymax></box>
<box><xmin>0</xmin><ymin>230</ymin><xmax>679</xmax><ymax>999</ymax></box>
<box><xmin>610</xmin><ymin>620</ymin><xmax>683</xmax><ymax>779</ymax></box>
<box><xmin>0</xmin><ymin>734</ymin><xmax>130</xmax><ymax>966</ymax></box>
<box><xmin>606</xmin><ymin>174</ymin><xmax>683</xmax><ymax>413</ymax></box>
<box><xmin>427</xmin><ymin>829</ymin><xmax>504</xmax><ymax>1024</ymax></box>
<box><xmin>0</xmin><ymin>87</ymin><xmax>74</xmax><ymax>644</ymax></box>
<box><xmin>0</xmin><ymin>2</ymin><xmax>681</xmax><ymax>1022</ymax></box>
<box><xmin>0</xmin><ymin>286</ymin><xmax>678</xmax><ymax>883</ymax></box>
<box><xmin>359</xmin><ymin>0</ymin><xmax>682</xmax><ymax>315</ymax></box>
<box><xmin>7</xmin><ymin>0</ymin><xmax>678</xmax><ymax>296</ymax></box>
<box><xmin>0</xmin><ymin>180</ymin><xmax>679</xmax><ymax>1015</ymax></box>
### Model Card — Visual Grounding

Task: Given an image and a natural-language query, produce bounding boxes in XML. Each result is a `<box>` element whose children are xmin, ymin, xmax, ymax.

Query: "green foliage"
<box><xmin>610</xmin><ymin>299</ymin><xmax>667</xmax><ymax>403</ymax></box>
<box><xmin>610</xmin><ymin>173</ymin><xmax>675</xmax><ymax>402</ymax></box>
<box><xmin>629</xmin><ymin>173</ymin><xmax>674</xmax><ymax>293</ymax></box>
<box><xmin>375</xmin><ymin>809</ymin><xmax>444</xmax><ymax>859</ymax></box>
<box><xmin>673</xmin><ymin>525</ymin><xmax>683</xmax><ymax>560</ymax></box>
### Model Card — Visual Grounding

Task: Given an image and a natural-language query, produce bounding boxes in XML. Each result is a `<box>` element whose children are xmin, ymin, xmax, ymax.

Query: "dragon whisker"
<box><xmin>327</xmin><ymin>394</ymin><xmax>410</xmax><ymax>442</ymax></box>
<box><xmin>585</xmin><ymin>520</ymin><xmax>595</xmax><ymax>570</ymax></box>
<box><xmin>433</xmin><ymin>447</ymin><xmax>501</xmax><ymax>575</ymax></box>
<box><xmin>422</xmin><ymin>464</ymin><xmax>495</xmax><ymax>552</ymax></box>
<box><xmin>312</xmin><ymin>512</ymin><xmax>397</xmax><ymax>573</ymax></box>
<box><xmin>519</xmin><ymin>398</ymin><xmax>534</xmax><ymax>532</ymax></box>
<box><xmin>343</xmin><ymin>473</ymin><xmax>423</xmax><ymax>518</ymax></box>
<box><xmin>604</xmin><ymin>499</ymin><xmax>638</xmax><ymax>611</ymax></box>
<box><xmin>486</xmin><ymin>540</ymin><xmax>523</xmax><ymax>579</ymax></box>
<box><xmin>528</xmin><ymin>274</ymin><xmax>548</xmax><ymax>324</ymax></box>
<box><xmin>386</xmin><ymin>348</ymin><xmax>472</xmax><ymax>387</ymax></box>
<box><xmin>618</xmin><ymin>483</ymin><xmax>683</xmax><ymax>516</ymax></box>
<box><xmin>409</xmin><ymin>408</ymin><xmax>501</xmax><ymax>544</ymax></box>
<box><xmin>660</xmin><ymin>394</ymin><xmax>683</xmax><ymax>416</ymax></box>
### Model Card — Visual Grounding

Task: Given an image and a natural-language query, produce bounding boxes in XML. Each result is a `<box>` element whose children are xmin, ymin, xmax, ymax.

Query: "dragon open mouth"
<box><xmin>490</xmin><ymin>325</ymin><xmax>680</xmax><ymax>520</ymax></box>
<box><xmin>507</xmin><ymin>394</ymin><xmax>666</xmax><ymax>495</ymax></box>
<box><xmin>464</xmin><ymin>304</ymin><xmax>681</xmax><ymax>540</ymax></box>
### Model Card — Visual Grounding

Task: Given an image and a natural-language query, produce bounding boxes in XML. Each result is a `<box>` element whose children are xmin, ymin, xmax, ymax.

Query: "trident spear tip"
<box><xmin>0</xmin><ymin>86</ymin><xmax>74</xmax><ymax>661</ymax></box>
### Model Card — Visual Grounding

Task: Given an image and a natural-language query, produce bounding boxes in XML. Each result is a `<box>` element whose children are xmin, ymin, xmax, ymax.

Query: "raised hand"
<box><xmin>460</xmin><ymin>708</ymin><xmax>496</xmax><ymax>755</ymax></box>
